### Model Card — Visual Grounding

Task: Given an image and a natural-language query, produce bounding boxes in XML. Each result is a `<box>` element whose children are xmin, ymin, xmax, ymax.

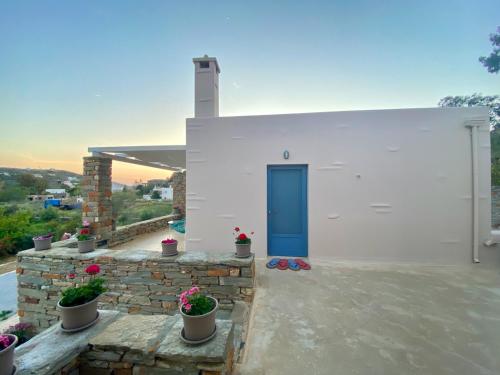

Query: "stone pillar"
<box><xmin>171</xmin><ymin>171</ymin><xmax>186</xmax><ymax>217</ymax></box>
<box><xmin>82</xmin><ymin>156</ymin><xmax>113</xmax><ymax>242</ymax></box>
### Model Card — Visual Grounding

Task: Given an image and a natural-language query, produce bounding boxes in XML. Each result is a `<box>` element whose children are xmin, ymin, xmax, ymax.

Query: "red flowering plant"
<box><xmin>77</xmin><ymin>220</ymin><xmax>92</xmax><ymax>241</ymax></box>
<box><xmin>161</xmin><ymin>238</ymin><xmax>177</xmax><ymax>244</ymax></box>
<box><xmin>233</xmin><ymin>226</ymin><xmax>254</xmax><ymax>245</ymax></box>
<box><xmin>59</xmin><ymin>264</ymin><xmax>106</xmax><ymax>307</ymax></box>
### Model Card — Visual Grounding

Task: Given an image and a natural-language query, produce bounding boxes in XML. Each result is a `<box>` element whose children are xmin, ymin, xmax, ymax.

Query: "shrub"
<box><xmin>140</xmin><ymin>209</ymin><xmax>154</xmax><ymax>221</ymax></box>
<box><xmin>40</xmin><ymin>207</ymin><xmax>59</xmax><ymax>221</ymax></box>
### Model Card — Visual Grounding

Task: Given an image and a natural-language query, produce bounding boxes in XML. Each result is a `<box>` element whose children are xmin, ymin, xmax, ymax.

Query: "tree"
<box><xmin>16</xmin><ymin>173</ymin><xmax>48</xmax><ymax>194</ymax></box>
<box><xmin>151</xmin><ymin>191</ymin><xmax>161</xmax><ymax>200</ymax></box>
<box><xmin>479</xmin><ymin>27</ymin><xmax>500</xmax><ymax>74</ymax></box>
<box><xmin>438</xmin><ymin>94</ymin><xmax>499</xmax><ymax>130</ymax></box>
<box><xmin>438</xmin><ymin>94</ymin><xmax>500</xmax><ymax>184</ymax></box>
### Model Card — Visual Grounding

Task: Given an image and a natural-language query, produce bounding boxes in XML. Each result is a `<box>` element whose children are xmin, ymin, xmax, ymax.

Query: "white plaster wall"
<box><xmin>186</xmin><ymin>107</ymin><xmax>495</xmax><ymax>265</ymax></box>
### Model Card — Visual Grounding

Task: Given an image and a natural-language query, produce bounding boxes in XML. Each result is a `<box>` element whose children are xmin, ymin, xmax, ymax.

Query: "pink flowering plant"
<box><xmin>161</xmin><ymin>238</ymin><xmax>177</xmax><ymax>244</ymax></box>
<box><xmin>33</xmin><ymin>233</ymin><xmax>53</xmax><ymax>240</ymax></box>
<box><xmin>59</xmin><ymin>264</ymin><xmax>105</xmax><ymax>307</ymax></box>
<box><xmin>0</xmin><ymin>334</ymin><xmax>13</xmax><ymax>350</ymax></box>
<box><xmin>179</xmin><ymin>286</ymin><xmax>215</xmax><ymax>316</ymax></box>
<box><xmin>4</xmin><ymin>322</ymin><xmax>32</xmax><ymax>346</ymax></box>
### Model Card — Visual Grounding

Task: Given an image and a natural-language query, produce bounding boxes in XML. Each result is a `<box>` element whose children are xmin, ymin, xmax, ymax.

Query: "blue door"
<box><xmin>267</xmin><ymin>165</ymin><xmax>308</xmax><ymax>257</ymax></box>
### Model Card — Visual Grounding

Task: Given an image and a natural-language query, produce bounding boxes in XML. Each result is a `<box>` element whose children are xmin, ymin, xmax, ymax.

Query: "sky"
<box><xmin>0</xmin><ymin>0</ymin><xmax>499</xmax><ymax>184</ymax></box>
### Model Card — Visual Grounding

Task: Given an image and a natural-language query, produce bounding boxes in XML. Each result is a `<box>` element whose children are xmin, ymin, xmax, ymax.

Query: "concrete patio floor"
<box><xmin>111</xmin><ymin>227</ymin><xmax>185</xmax><ymax>252</ymax></box>
<box><xmin>238</xmin><ymin>259</ymin><xmax>500</xmax><ymax>375</ymax></box>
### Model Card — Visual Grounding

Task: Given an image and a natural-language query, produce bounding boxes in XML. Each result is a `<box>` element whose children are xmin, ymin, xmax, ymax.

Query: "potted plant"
<box><xmin>77</xmin><ymin>220</ymin><xmax>95</xmax><ymax>253</ymax></box>
<box><xmin>161</xmin><ymin>238</ymin><xmax>178</xmax><ymax>256</ymax></box>
<box><xmin>233</xmin><ymin>227</ymin><xmax>254</xmax><ymax>258</ymax></box>
<box><xmin>0</xmin><ymin>333</ymin><xmax>17</xmax><ymax>375</ymax></box>
<box><xmin>179</xmin><ymin>286</ymin><xmax>218</xmax><ymax>343</ymax></box>
<box><xmin>33</xmin><ymin>233</ymin><xmax>53</xmax><ymax>251</ymax></box>
<box><xmin>57</xmin><ymin>264</ymin><xmax>105</xmax><ymax>331</ymax></box>
<box><xmin>3</xmin><ymin>322</ymin><xmax>32</xmax><ymax>346</ymax></box>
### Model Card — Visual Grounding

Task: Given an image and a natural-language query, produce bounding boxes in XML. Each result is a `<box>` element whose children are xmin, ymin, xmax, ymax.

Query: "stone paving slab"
<box><xmin>17</xmin><ymin>247</ymin><xmax>114</xmax><ymax>260</ymax></box>
<box><xmin>177</xmin><ymin>252</ymin><xmax>254</xmax><ymax>267</ymax></box>
<box><xmin>90</xmin><ymin>314</ymin><xmax>176</xmax><ymax>354</ymax></box>
<box><xmin>157</xmin><ymin>315</ymin><xmax>234</xmax><ymax>363</ymax></box>
<box><xmin>15</xmin><ymin>310</ymin><xmax>121</xmax><ymax>375</ymax></box>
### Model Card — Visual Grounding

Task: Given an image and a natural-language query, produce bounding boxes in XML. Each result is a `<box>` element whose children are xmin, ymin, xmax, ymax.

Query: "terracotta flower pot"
<box><xmin>33</xmin><ymin>236</ymin><xmax>52</xmax><ymax>251</ymax></box>
<box><xmin>57</xmin><ymin>297</ymin><xmax>98</xmax><ymax>331</ymax></box>
<box><xmin>77</xmin><ymin>238</ymin><xmax>95</xmax><ymax>253</ymax></box>
<box><xmin>235</xmin><ymin>243</ymin><xmax>251</xmax><ymax>258</ymax></box>
<box><xmin>0</xmin><ymin>334</ymin><xmax>18</xmax><ymax>375</ymax></box>
<box><xmin>161</xmin><ymin>241</ymin><xmax>178</xmax><ymax>256</ymax></box>
<box><xmin>180</xmin><ymin>296</ymin><xmax>218</xmax><ymax>342</ymax></box>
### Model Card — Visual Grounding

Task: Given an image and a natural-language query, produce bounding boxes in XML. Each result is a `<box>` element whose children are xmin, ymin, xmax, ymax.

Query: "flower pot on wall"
<box><xmin>77</xmin><ymin>238</ymin><xmax>95</xmax><ymax>253</ymax></box>
<box><xmin>57</xmin><ymin>297</ymin><xmax>98</xmax><ymax>331</ymax></box>
<box><xmin>0</xmin><ymin>334</ymin><xmax>18</xmax><ymax>375</ymax></box>
<box><xmin>33</xmin><ymin>236</ymin><xmax>52</xmax><ymax>251</ymax></box>
<box><xmin>180</xmin><ymin>296</ymin><xmax>218</xmax><ymax>342</ymax></box>
<box><xmin>235</xmin><ymin>243</ymin><xmax>251</xmax><ymax>258</ymax></box>
<box><xmin>161</xmin><ymin>241</ymin><xmax>178</xmax><ymax>256</ymax></box>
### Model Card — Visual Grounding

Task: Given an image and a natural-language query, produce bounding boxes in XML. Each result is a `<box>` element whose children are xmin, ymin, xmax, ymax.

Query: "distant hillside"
<box><xmin>0</xmin><ymin>167</ymin><xmax>129</xmax><ymax>188</ymax></box>
<box><xmin>0</xmin><ymin>167</ymin><xmax>82</xmax><ymax>188</ymax></box>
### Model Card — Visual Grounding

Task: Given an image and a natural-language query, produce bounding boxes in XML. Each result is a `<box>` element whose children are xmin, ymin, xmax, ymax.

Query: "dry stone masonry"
<box><xmin>15</xmin><ymin>310</ymin><xmax>235</xmax><ymax>375</ymax></box>
<box><xmin>110</xmin><ymin>214</ymin><xmax>180</xmax><ymax>246</ymax></box>
<box><xmin>171</xmin><ymin>170</ymin><xmax>186</xmax><ymax>216</ymax></box>
<box><xmin>17</xmin><ymin>247</ymin><xmax>255</xmax><ymax>333</ymax></box>
<box><xmin>82</xmin><ymin>156</ymin><xmax>113</xmax><ymax>242</ymax></box>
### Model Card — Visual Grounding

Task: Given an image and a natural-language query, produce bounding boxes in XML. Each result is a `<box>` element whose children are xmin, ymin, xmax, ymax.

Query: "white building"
<box><xmin>152</xmin><ymin>186</ymin><xmax>173</xmax><ymax>200</ymax></box>
<box><xmin>90</xmin><ymin>56</ymin><xmax>498</xmax><ymax>265</ymax></box>
<box><xmin>62</xmin><ymin>180</ymin><xmax>75</xmax><ymax>189</ymax></box>
<box><xmin>45</xmin><ymin>188</ymin><xmax>67</xmax><ymax>198</ymax></box>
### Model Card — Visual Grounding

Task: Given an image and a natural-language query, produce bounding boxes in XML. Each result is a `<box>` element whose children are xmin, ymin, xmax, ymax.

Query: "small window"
<box><xmin>199</xmin><ymin>61</ymin><xmax>209</xmax><ymax>69</ymax></box>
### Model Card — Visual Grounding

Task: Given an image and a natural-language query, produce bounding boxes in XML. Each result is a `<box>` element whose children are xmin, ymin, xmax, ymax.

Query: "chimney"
<box><xmin>193</xmin><ymin>55</ymin><xmax>220</xmax><ymax>117</ymax></box>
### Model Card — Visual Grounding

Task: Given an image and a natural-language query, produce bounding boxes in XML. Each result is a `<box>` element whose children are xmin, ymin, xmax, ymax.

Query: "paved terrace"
<box><xmin>111</xmin><ymin>226</ymin><xmax>185</xmax><ymax>252</ymax></box>
<box><xmin>238</xmin><ymin>260</ymin><xmax>500</xmax><ymax>375</ymax></box>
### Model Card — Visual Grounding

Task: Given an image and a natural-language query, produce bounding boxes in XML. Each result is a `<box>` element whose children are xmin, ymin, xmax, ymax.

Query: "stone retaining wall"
<box><xmin>17</xmin><ymin>248</ymin><xmax>255</xmax><ymax>333</ymax></box>
<box><xmin>110</xmin><ymin>214</ymin><xmax>181</xmax><ymax>246</ymax></box>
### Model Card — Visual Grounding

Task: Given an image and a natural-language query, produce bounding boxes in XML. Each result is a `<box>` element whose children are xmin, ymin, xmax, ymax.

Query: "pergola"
<box><xmin>82</xmin><ymin>145</ymin><xmax>186</xmax><ymax>243</ymax></box>
<box><xmin>87</xmin><ymin>145</ymin><xmax>186</xmax><ymax>171</ymax></box>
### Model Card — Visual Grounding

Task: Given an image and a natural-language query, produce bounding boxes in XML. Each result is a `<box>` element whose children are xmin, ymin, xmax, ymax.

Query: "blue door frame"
<box><xmin>267</xmin><ymin>165</ymin><xmax>308</xmax><ymax>257</ymax></box>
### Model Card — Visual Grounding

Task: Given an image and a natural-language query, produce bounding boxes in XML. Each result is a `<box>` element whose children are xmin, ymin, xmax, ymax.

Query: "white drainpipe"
<box><xmin>466</xmin><ymin>120</ymin><xmax>483</xmax><ymax>263</ymax></box>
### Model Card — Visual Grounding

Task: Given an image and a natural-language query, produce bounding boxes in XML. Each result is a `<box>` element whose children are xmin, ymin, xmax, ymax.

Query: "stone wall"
<box><xmin>492</xmin><ymin>186</ymin><xmax>500</xmax><ymax>228</ymax></box>
<box><xmin>110</xmin><ymin>214</ymin><xmax>181</xmax><ymax>246</ymax></box>
<box><xmin>17</xmin><ymin>248</ymin><xmax>254</xmax><ymax>333</ymax></box>
<box><xmin>171</xmin><ymin>170</ymin><xmax>186</xmax><ymax>216</ymax></box>
<box><xmin>82</xmin><ymin>156</ymin><xmax>113</xmax><ymax>242</ymax></box>
<box><xmin>15</xmin><ymin>310</ymin><xmax>235</xmax><ymax>375</ymax></box>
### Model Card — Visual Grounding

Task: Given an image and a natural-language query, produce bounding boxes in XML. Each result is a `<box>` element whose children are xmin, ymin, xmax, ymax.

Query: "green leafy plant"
<box><xmin>59</xmin><ymin>264</ymin><xmax>106</xmax><ymax>307</ymax></box>
<box><xmin>179</xmin><ymin>286</ymin><xmax>215</xmax><ymax>316</ymax></box>
<box><xmin>0</xmin><ymin>310</ymin><xmax>13</xmax><ymax>321</ymax></box>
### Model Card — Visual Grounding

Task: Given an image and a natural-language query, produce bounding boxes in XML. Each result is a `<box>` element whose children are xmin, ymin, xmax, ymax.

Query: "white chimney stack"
<box><xmin>193</xmin><ymin>55</ymin><xmax>220</xmax><ymax>118</ymax></box>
